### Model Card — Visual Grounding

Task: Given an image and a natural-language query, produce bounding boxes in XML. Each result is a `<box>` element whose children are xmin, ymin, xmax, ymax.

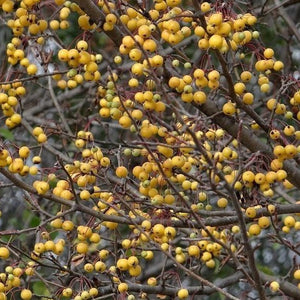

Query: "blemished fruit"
<box><xmin>258</xmin><ymin>216</ymin><xmax>270</xmax><ymax>229</ymax></box>
<box><xmin>284</xmin><ymin>216</ymin><xmax>296</xmax><ymax>227</ymax></box>
<box><xmin>248</xmin><ymin>224</ymin><xmax>261</xmax><ymax>236</ymax></box>
<box><xmin>245</xmin><ymin>207</ymin><xmax>256</xmax><ymax>218</ymax></box>
<box><xmin>62</xmin><ymin>288</ymin><xmax>73</xmax><ymax>297</ymax></box>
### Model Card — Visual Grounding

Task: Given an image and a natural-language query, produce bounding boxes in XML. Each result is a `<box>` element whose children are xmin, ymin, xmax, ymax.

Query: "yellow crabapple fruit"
<box><xmin>284</xmin><ymin>216</ymin><xmax>295</xmax><ymax>227</ymax></box>
<box><xmin>177</xmin><ymin>288</ymin><xmax>189</xmax><ymax>299</ymax></box>
<box><xmin>115</xmin><ymin>166</ymin><xmax>128</xmax><ymax>178</ymax></box>
<box><xmin>118</xmin><ymin>282</ymin><xmax>128</xmax><ymax>293</ymax></box>
<box><xmin>209</xmin><ymin>35</ymin><xmax>223</xmax><ymax>49</ymax></box>
<box><xmin>245</xmin><ymin>207</ymin><xmax>256</xmax><ymax>218</ymax></box>
<box><xmin>270</xmin><ymin>281</ymin><xmax>280</xmax><ymax>292</ymax></box>
<box><xmin>258</xmin><ymin>216</ymin><xmax>270</xmax><ymax>229</ymax></box>
<box><xmin>201</xmin><ymin>2</ymin><xmax>211</xmax><ymax>12</ymax></box>
<box><xmin>217</xmin><ymin>198</ymin><xmax>228</xmax><ymax>208</ymax></box>
<box><xmin>248</xmin><ymin>224</ymin><xmax>261</xmax><ymax>236</ymax></box>
<box><xmin>293</xmin><ymin>269</ymin><xmax>300</xmax><ymax>280</ymax></box>
<box><xmin>76</xmin><ymin>242</ymin><xmax>88</xmax><ymax>254</ymax></box>
<box><xmin>20</xmin><ymin>289</ymin><xmax>32</xmax><ymax>300</ymax></box>
<box><xmin>0</xmin><ymin>247</ymin><xmax>10</xmax><ymax>259</ymax></box>
<box><xmin>62</xmin><ymin>288</ymin><xmax>73</xmax><ymax>297</ymax></box>
<box><xmin>19</xmin><ymin>146</ymin><xmax>30</xmax><ymax>158</ymax></box>
<box><xmin>222</xmin><ymin>102</ymin><xmax>236</xmax><ymax>115</ymax></box>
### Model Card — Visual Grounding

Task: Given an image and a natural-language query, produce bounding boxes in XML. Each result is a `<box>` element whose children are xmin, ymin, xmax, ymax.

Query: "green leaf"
<box><xmin>257</xmin><ymin>264</ymin><xmax>274</xmax><ymax>275</ymax></box>
<box><xmin>32</xmin><ymin>281</ymin><xmax>50</xmax><ymax>296</ymax></box>
<box><xmin>214</xmin><ymin>259</ymin><xmax>220</xmax><ymax>274</ymax></box>
<box><xmin>0</xmin><ymin>128</ymin><xmax>13</xmax><ymax>141</ymax></box>
<box><xmin>29</xmin><ymin>215</ymin><xmax>40</xmax><ymax>227</ymax></box>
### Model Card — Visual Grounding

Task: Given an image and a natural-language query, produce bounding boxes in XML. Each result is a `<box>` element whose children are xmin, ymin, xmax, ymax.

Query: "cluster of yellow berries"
<box><xmin>168</xmin><ymin>69</ymin><xmax>220</xmax><ymax>104</ymax></box>
<box><xmin>0</xmin><ymin>266</ymin><xmax>23</xmax><ymax>297</ymax></box>
<box><xmin>240</xmin><ymin>169</ymin><xmax>289</xmax><ymax>195</ymax></box>
<box><xmin>120</xmin><ymin>7</ymin><xmax>157</xmax><ymax>33</ymax></box>
<box><xmin>68</xmin><ymin>288</ymin><xmax>99</xmax><ymax>300</ymax></box>
<box><xmin>243</xmin><ymin>204</ymin><xmax>300</xmax><ymax>236</ymax></box>
<box><xmin>160</xmin><ymin>14</ymin><xmax>192</xmax><ymax>45</ymax></box>
<box><xmin>98</xmin><ymin>80</ymin><xmax>140</xmax><ymax>128</ymax></box>
<box><xmin>32</xmin><ymin>238</ymin><xmax>65</xmax><ymax>257</ymax></box>
<box><xmin>197</xmin><ymin>12</ymin><xmax>257</xmax><ymax>52</ymax></box>
<box><xmin>0</xmin><ymin>146</ymin><xmax>40</xmax><ymax>176</ymax></box>
<box><xmin>55</xmin><ymin>40</ymin><xmax>102</xmax><ymax>89</ymax></box>
<box><xmin>0</xmin><ymin>247</ymin><xmax>39</xmax><ymax>298</ymax></box>
<box><xmin>6</xmin><ymin>41</ymin><xmax>38</xmax><ymax>74</ymax></box>
<box><xmin>0</xmin><ymin>83</ymin><xmax>24</xmax><ymax>129</ymax></box>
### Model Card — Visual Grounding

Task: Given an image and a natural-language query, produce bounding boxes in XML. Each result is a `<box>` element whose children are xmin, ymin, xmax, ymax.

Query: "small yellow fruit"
<box><xmin>248</xmin><ymin>224</ymin><xmax>261</xmax><ymax>236</ymax></box>
<box><xmin>264</xmin><ymin>48</ymin><xmax>274</xmax><ymax>59</ymax></box>
<box><xmin>62</xmin><ymin>220</ymin><xmax>74</xmax><ymax>231</ymax></box>
<box><xmin>94</xmin><ymin>261</ymin><xmax>106</xmax><ymax>272</ymax></box>
<box><xmin>77</xmin><ymin>40</ymin><xmax>88</xmax><ymax>51</ymax></box>
<box><xmin>270</xmin><ymin>281</ymin><xmax>280</xmax><ymax>292</ymax></box>
<box><xmin>177</xmin><ymin>288</ymin><xmax>189</xmax><ymax>299</ymax></box>
<box><xmin>206</xmin><ymin>259</ymin><xmax>216</xmax><ymax>268</ymax></box>
<box><xmin>147</xmin><ymin>277</ymin><xmax>157</xmax><ymax>286</ymax></box>
<box><xmin>284</xmin><ymin>216</ymin><xmax>295</xmax><ymax>227</ymax></box>
<box><xmin>89</xmin><ymin>288</ymin><xmax>98</xmax><ymax>297</ymax></box>
<box><xmin>222</xmin><ymin>101</ymin><xmax>236</xmax><ymax>115</ymax></box>
<box><xmin>27</xmin><ymin>64</ymin><xmax>38</xmax><ymax>75</ymax></box>
<box><xmin>115</xmin><ymin>166</ymin><xmax>128</xmax><ymax>178</ymax></box>
<box><xmin>76</xmin><ymin>242</ymin><xmax>88</xmax><ymax>254</ymax></box>
<box><xmin>267</xmin><ymin>204</ymin><xmax>276</xmax><ymax>214</ymax></box>
<box><xmin>188</xmin><ymin>245</ymin><xmax>200</xmax><ymax>257</ymax></box>
<box><xmin>208</xmin><ymin>34</ymin><xmax>223</xmax><ymax>49</ymax></box>
<box><xmin>243</xmin><ymin>92</ymin><xmax>254</xmax><ymax>105</ymax></box>
<box><xmin>217</xmin><ymin>197</ymin><xmax>228</xmax><ymax>208</ymax></box>
<box><xmin>62</xmin><ymin>287</ymin><xmax>73</xmax><ymax>297</ymax></box>
<box><xmin>20</xmin><ymin>289</ymin><xmax>32</xmax><ymax>300</ymax></box>
<box><xmin>80</xmin><ymin>190</ymin><xmax>90</xmax><ymax>201</ymax></box>
<box><xmin>240</xmin><ymin>71</ymin><xmax>252</xmax><ymax>82</ymax></box>
<box><xmin>37</xmin><ymin>133</ymin><xmax>47</xmax><ymax>143</ymax></box>
<box><xmin>200</xmin><ymin>2</ymin><xmax>211</xmax><ymax>13</ymax></box>
<box><xmin>293</xmin><ymin>269</ymin><xmax>300</xmax><ymax>280</ymax></box>
<box><xmin>245</xmin><ymin>207</ymin><xmax>256</xmax><ymax>218</ymax></box>
<box><xmin>0</xmin><ymin>247</ymin><xmax>10</xmax><ymax>259</ymax></box>
<box><xmin>234</xmin><ymin>82</ymin><xmax>246</xmax><ymax>94</ymax></box>
<box><xmin>232</xmin><ymin>225</ymin><xmax>240</xmax><ymax>233</ymax></box>
<box><xmin>258</xmin><ymin>216</ymin><xmax>270</xmax><ymax>229</ymax></box>
<box><xmin>128</xmin><ymin>265</ymin><xmax>141</xmax><ymax>277</ymax></box>
<box><xmin>84</xmin><ymin>263</ymin><xmax>94</xmax><ymax>272</ymax></box>
<box><xmin>19</xmin><ymin>146</ymin><xmax>30</xmax><ymax>158</ymax></box>
<box><xmin>118</xmin><ymin>282</ymin><xmax>128</xmax><ymax>292</ymax></box>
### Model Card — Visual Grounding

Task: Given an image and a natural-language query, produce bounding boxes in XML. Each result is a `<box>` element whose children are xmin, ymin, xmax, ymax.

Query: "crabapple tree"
<box><xmin>0</xmin><ymin>0</ymin><xmax>299</xmax><ymax>299</ymax></box>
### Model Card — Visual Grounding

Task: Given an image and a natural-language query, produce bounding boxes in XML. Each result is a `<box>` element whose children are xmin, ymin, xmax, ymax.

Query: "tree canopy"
<box><xmin>0</xmin><ymin>0</ymin><xmax>299</xmax><ymax>299</ymax></box>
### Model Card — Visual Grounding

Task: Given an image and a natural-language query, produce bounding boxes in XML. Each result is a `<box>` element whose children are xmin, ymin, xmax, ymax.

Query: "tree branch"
<box><xmin>194</xmin><ymin>98</ymin><xmax>300</xmax><ymax>188</ymax></box>
<box><xmin>72</xmin><ymin>0</ymin><xmax>123</xmax><ymax>45</ymax></box>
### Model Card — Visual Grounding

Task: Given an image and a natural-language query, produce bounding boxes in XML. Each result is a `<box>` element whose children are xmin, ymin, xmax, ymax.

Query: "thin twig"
<box><xmin>48</xmin><ymin>76</ymin><xmax>73</xmax><ymax>136</ymax></box>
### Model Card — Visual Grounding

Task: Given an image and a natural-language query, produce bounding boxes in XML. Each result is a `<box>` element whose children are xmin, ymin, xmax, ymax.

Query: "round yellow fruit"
<box><xmin>20</xmin><ymin>289</ymin><xmax>32</xmax><ymax>300</ymax></box>
<box><xmin>270</xmin><ymin>281</ymin><xmax>280</xmax><ymax>292</ymax></box>
<box><xmin>294</xmin><ymin>269</ymin><xmax>300</xmax><ymax>280</ymax></box>
<box><xmin>177</xmin><ymin>288</ymin><xmax>189</xmax><ymax>299</ymax></box>
<box><xmin>0</xmin><ymin>247</ymin><xmax>10</xmax><ymax>259</ymax></box>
